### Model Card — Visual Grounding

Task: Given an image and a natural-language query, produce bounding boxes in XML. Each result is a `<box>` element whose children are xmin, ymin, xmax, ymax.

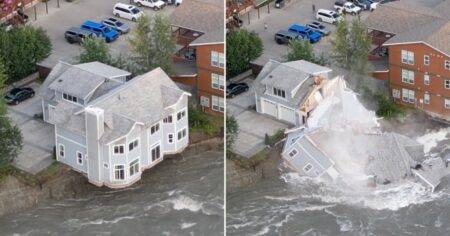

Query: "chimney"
<box><xmin>85</xmin><ymin>106</ymin><xmax>104</xmax><ymax>185</ymax></box>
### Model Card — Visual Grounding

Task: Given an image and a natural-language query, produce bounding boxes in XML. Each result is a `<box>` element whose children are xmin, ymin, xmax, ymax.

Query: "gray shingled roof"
<box><xmin>75</xmin><ymin>62</ymin><xmax>131</xmax><ymax>79</ymax></box>
<box><xmin>48</xmin><ymin>67</ymin><xmax>106</xmax><ymax>99</ymax></box>
<box><xmin>170</xmin><ymin>0</ymin><xmax>224</xmax><ymax>45</ymax></box>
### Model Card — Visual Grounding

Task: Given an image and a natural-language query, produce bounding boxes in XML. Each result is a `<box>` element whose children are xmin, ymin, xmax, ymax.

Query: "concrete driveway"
<box><xmin>7</xmin><ymin>82</ymin><xmax>55</xmax><ymax>175</ymax></box>
<box><xmin>242</xmin><ymin>0</ymin><xmax>371</xmax><ymax>66</ymax></box>
<box><xmin>25</xmin><ymin>0</ymin><xmax>177</xmax><ymax>69</ymax></box>
<box><xmin>228</xmin><ymin>78</ymin><xmax>289</xmax><ymax>158</ymax></box>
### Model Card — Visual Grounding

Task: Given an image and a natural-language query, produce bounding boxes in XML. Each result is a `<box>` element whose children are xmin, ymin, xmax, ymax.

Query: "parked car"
<box><xmin>113</xmin><ymin>3</ymin><xmax>144</xmax><ymax>21</ymax></box>
<box><xmin>133</xmin><ymin>0</ymin><xmax>166</xmax><ymax>10</ymax></box>
<box><xmin>305</xmin><ymin>21</ymin><xmax>331</xmax><ymax>36</ymax></box>
<box><xmin>275</xmin><ymin>0</ymin><xmax>285</xmax><ymax>8</ymax></box>
<box><xmin>334</xmin><ymin>1</ymin><xmax>362</xmax><ymax>14</ymax></box>
<box><xmin>316</xmin><ymin>9</ymin><xmax>341</xmax><ymax>24</ymax></box>
<box><xmin>81</xmin><ymin>20</ymin><xmax>119</xmax><ymax>43</ymax></box>
<box><xmin>288</xmin><ymin>24</ymin><xmax>321</xmax><ymax>43</ymax></box>
<box><xmin>101</xmin><ymin>18</ymin><xmax>130</xmax><ymax>34</ymax></box>
<box><xmin>163</xmin><ymin>0</ymin><xmax>182</xmax><ymax>6</ymax></box>
<box><xmin>349</xmin><ymin>0</ymin><xmax>378</xmax><ymax>11</ymax></box>
<box><xmin>227</xmin><ymin>83</ymin><xmax>249</xmax><ymax>98</ymax></box>
<box><xmin>274</xmin><ymin>29</ymin><xmax>302</xmax><ymax>44</ymax></box>
<box><xmin>64</xmin><ymin>27</ymin><xmax>97</xmax><ymax>44</ymax></box>
<box><xmin>4</xmin><ymin>87</ymin><xmax>35</xmax><ymax>105</ymax></box>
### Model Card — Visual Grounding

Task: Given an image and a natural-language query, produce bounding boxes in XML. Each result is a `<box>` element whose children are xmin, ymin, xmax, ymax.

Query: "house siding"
<box><xmin>56</xmin><ymin>130</ymin><xmax>87</xmax><ymax>174</ymax></box>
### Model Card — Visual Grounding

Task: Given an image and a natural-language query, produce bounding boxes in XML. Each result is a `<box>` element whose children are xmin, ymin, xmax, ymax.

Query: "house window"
<box><xmin>163</xmin><ymin>115</ymin><xmax>172</xmax><ymax>123</ymax></box>
<box><xmin>114</xmin><ymin>165</ymin><xmax>125</xmax><ymax>180</ymax></box>
<box><xmin>402</xmin><ymin>88</ymin><xmax>415</xmax><ymax>103</ymax></box>
<box><xmin>424</xmin><ymin>93</ymin><xmax>430</xmax><ymax>104</ymax></box>
<box><xmin>129</xmin><ymin>159</ymin><xmax>139</xmax><ymax>176</ymax></box>
<box><xmin>168</xmin><ymin>134</ymin><xmax>174</xmax><ymax>143</ymax></box>
<box><xmin>303</xmin><ymin>163</ymin><xmax>313</xmax><ymax>172</ymax></box>
<box><xmin>401</xmin><ymin>50</ymin><xmax>414</xmax><ymax>65</ymax></box>
<box><xmin>424</xmin><ymin>55</ymin><xmax>430</xmax><ymax>66</ymax></box>
<box><xmin>445</xmin><ymin>99</ymin><xmax>450</xmax><ymax>109</ymax></box>
<box><xmin>424</xmin><ymin>74</ymin><xmax>430</xmax><ymax>85</ymax></box>
<box><xmin>128</xmin><ymin>139</ymin><xmax>139</xmax><ymax>151</ymax></box>
<box><xmin>113</xmin><ymin>145</ymin><xmax>124</xmax><ymax>154</ymax></box>
<box><xmin>177</xmin><ymin>128</ymin><xmax>187</xmax><ymax>140</ymax></box>
<box><xmin>401</xmin><ymin>69</ymin><xmax>414</xmax><ymax>84</ymax></box>
<box><xmin>177</xmin><ymin>110</ymin><xmax>186</xmax><ymax>121</ymax></box>
<box><xmin>150</xmin><ymin>123</ymin><xmax>160</xmax><ymax>134</ymax></box>
<box><xmin>445</xmin><ymin>80</ymin><xmax>450</xmax><ymax>89</ymax></box>
<box><xmin>151</xmin><ymin>145</ymin><xmax>161</xmax><ymax>162</ymax></box>
<box><xmin>211</xmin><ymin>51</ymin><xmax>224</xmax><ymax>68</ymax></box>
<box><xmin>273</xmin><ymin>87</ymin><xmax>286</xmax><ymax>98</ymax></box>
<box><xmin>62</xmin><ymin>93</ymin><xmax>79</xmax><ymax>103</ymax></box>
<box><xmin>211</xmin><ymin>73</ymin><xmax>225</xmax><ymax>90</ymax></box>
<box><xmin>445</xmin><ymin>60</ymin><xmax>450</xmax><ymax>70</ymax></box>
<box><xmin>76</xmin><ymin>152</ymin><xmax>83</xmax><ymax>165</ymax></box>
<box><xmin>288</xmin><ymin>149</ymin><xmax>298</xmax><ymax>157</ymax></box>
<box><xmin>212</xmin><ymin>95</ymin><xmax>224</xmax><ymax>112</ymax></box>
<box><xmin>392</xmin><ymin>89</ymin><xmax>400</xmax><ymax>99</ymax></box>
<box><xmin>59</xmin><ymin>144</ymin><xmax>65</xmax><ymax>158</ymax></box>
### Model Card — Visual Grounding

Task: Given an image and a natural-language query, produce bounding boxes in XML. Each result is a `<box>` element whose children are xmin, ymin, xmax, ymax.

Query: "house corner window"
<box><xmin>163</xmin><ymin>115</ymin><xmax>173</xmax><ymax>123</ymax></box>
<box><xmin>151</xmin><ymin>123</ymin><xmax>160</xmax><ymax>134</ymax></box>
<box><xmin>114</xmin><ymin>165</ymin><xmax>125</xmax><ymax>180</ymax></box>
<box><xmin>177</xmin><ymin>128</ymin><xmax>187</xmax><ymax>140</ymax></box>
<box><xmin>168</xmin><ymin>134</ymin><xmax>174</xmax><ymax>143</ymax></box>
<box><xmin>129</xmin><ymin>159</ymin><xmax>139</xmax><ymax>176</ymax></box>
<box><xmin>76</xmin><ymin>152</ymin><xmax>83</xmax><ymax>165</ymax></box>
<box><xmin>151</xmin><ymin>145</ymin><xmax>161</xmax><ymax>162</ymax></box>
<box><xmin>113</xmin><ymin>145</ymin><xmax>124</xmax><ymax>154</ymax></box>
<box><xmin>59</xmin><ymin>144</ymin><xmax>65</xmax><ymax>158</ymax></box>
<box><xmin>177</xmin><ymin>110</ymin><xmax>186</xmax><ymax>121</ymax></box>
<box><xmin>128</xmin><ymin>139</ymin><xmax>139</xmax><ymax>151</ymax></box>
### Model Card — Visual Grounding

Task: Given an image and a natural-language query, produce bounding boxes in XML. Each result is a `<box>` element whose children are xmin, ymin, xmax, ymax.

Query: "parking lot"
<box><xmin>7</xmin><ymin>82</ymin><xmax>55</xmax><ymax>174</ymax></box>
<box><xmin>228</xmin><ymin>77</ymin><xmax>289</xmax><ymax>158</ymax></box>
<box><xmin>243</xmin><ymin>0</ymin><xmax>371</xmax><ymax>66</ymax></box>
<box><xmin>25</xmin><ymin>0</ymin><xmax>178</xmax><ymax>69</ymax></box>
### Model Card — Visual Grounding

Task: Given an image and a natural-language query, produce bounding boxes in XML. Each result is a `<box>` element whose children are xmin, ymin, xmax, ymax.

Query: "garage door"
<box><xmin>279</xmin><ymin>105</ymin><xmax>296</xmax><ymax>124</ymax></box>
<box><xmin>262</xmin><ymin>99</ymin><xmax>277</xmax><ymax>118</ymax></box>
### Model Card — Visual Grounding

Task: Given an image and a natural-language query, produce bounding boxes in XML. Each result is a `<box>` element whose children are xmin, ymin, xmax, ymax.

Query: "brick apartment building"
<box><xmin>365</xmin><ymin>1</ymin><xmax>450</xmax><ymax>121</ymax></box>
<box><xmin>1</xmin><ymin>0</ymin><xmax>36</xmax><ymax>21</ymax></box>
<box><xmin>170</xmin><ymin>0</ymin><xmax>224</xmax><ymax>115</ymax></box>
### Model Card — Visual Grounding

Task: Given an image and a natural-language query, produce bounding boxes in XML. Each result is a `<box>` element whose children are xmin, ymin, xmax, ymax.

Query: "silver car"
<box><xmin>305</xmin><ymin>21</ymin><xmax>331</xmax><ymax>36</ymax></box>
<box><xmin>101</xmin><ymin>18</ymin><xmax>130</xmax><ymax>34</ymax></box>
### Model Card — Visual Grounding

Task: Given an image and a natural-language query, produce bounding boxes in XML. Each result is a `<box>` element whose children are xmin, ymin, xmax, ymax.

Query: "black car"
<box><xmin>227</xmin><ymin>83</ymin><xmax>249</xmax><ymax>98</ymax></box>
<box><xmin>64</xmin><ymin>27</ymin><xmax>96</xmax><ymax>44</ymax></box>
<box><xmin>4</xmin><ymin>87</ymin><xmax>35</xmax><ymax>105</ymax></box>
<box><xmin>274</xmin><ymin>29</ymin><xmax>301</xmax><ymax>45</ymax></box>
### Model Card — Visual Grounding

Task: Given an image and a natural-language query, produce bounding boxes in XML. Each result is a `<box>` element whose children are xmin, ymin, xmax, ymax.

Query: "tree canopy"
<box><xmin>226</xmin><ymin>29</ymin><xmax>263</xmax><ymax>78</ymax></box>
<box><xmin>284</xmin><ymin>39</ymin><xmax>327</xmax><ymax>66</ymax></box>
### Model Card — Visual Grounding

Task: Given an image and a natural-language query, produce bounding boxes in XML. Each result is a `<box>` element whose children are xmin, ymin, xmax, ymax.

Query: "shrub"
<box><xmin>226</xmin><ymin>114</ymin><xmax>239</xmax><ymax>150</ymax></box>
<box><xmin>375</xmin><ymin>93</ymin><xmax>405</xmax><ymax>118</ymax></box>
<box><xmin>264</xmin><ymin>129</ymin><xmax>285</xmax><ymax>146</ymax></box>
<box><xmin>79</xmin><ymin>37</ymin><xmax>111</xmax><ymax>64</ymax></box>
<box><xmin>226</xmin><ymin>29</ymin><xmax>263</xmax><ymax>77</ymax></box>
<box><xmin>188</xmin><ymin>105</ymin><xmax>220</xmax><ymax>135</ymax></box>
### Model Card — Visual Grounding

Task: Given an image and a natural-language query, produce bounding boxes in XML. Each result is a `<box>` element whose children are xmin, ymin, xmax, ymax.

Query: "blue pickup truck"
<box><xmin>81</xmin><ymin>20</ymin><xmax>119</xmax><ymax>43</ymax></box>
<box><xmin>288</xmin><ymin>24</ymin><xmax>322</xmax><ymax>43</ymax></box>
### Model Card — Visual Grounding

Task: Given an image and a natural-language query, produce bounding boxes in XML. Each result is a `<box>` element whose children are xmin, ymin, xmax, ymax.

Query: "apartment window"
<box><xmin>128</xmin><ymin>139</ymin><xmax>139</xmax><ymax>151</ymax></box>
<box><xmin>168</xmin><ymin>134</ymin><xmax>174</xmax><ymax>143</ymax></box>
<box><xmin>151</xmin><ymin>145</ymin><xmax>161</xmax><ymax>162</ymax></box>
<box><xmin>129</xmin><ymin>159</ymin><xmax>139</xmax><ymax>176</ymax></box>
<box><xmin>211</xmin><ymin>73</ymin><xmax>225</xmax><ymax>90</ymax></box>
<box><xmin>445</xmin><ymin>60</ymin><xmax>450</xmax><ymax>70</ymax></box>
<box><xmin>288</xmin><ymin>149</ymin><xmax>298</xmax><ymax>157</ymax></box>
<box><xmin>150</xmin><ymin>123</ymin><xmax>160</xmax><ymax>134</ymax></box>
<box><xmin>402</xmin><ymin>88</ymin><xmax>415</xmax><ymax>103</ymax></box>
<box><xmin>62</xmin><ymin>93</ymin><xmax>78</xmax><ymax>103</ymax></box>
<box><xmin>401</xmin><ymin>69</ymin><xmax>414</xmax><ymax>84</ymax></box>
<box><xmin>177</xmin><ymin>128</ymin><xmax>187</xmax><ymax>140</ymax></box>
<box><xmin>177</xmin><ymin>110</ymin><xmax>186</xmax><ymax>121</ymax></box>
<box><xmin>211</xmin><ymin>51</ymin><xmax>224</xmax><ymax>68</ymax></box>
<box><xmin>424</xmin><ymin>74</ymin><xmax>430</xmax><ymax>85</ymax></box>
<box><xmin>273</xmin><ymin>87</ymin><xmax>286</xmax><ymax>98</ymax></box>
<box><xmin>392</xmin><ymin>89</ymin><xmax>400</xmax><ymax>99</ymax></box>
<box><xmin>59</xmin><ymin>144</ymin><xmax>65</xmax><ymax>158</ymax></box>
<box><xmin>424</xmin><ymin>93</ymin><xmax>430</xmax><ymax>104</ymax></box>
<box><xmin>445</xmin><ymin>99</ymin><xmax>450</xmax><ymax>109</ymax></box>
<box><xmin>212</xmin><ymin>95</ymin><xmax>224</xmax><ymax>112</ymax></box>
<box><xmin>113</xmin><ymin>145</ymin><xmax>124</xmax><ymax>154</ymax></box>
<box><xmin>163</xmin><ymin>115</ymin><xmax>172</xmax><ymax>123</ymax></box>
<box><xmin>76</xmin><ymin>152</ymin><xmax>83</xmax><ymax>165</ymax></box>
<box><xmin>114</xmin><ymin>165</ymin><xmax>125</xmax><ymax>180</ymax></box>
<box><xmin>401</xmin><ymin>50</ymin><xmax>414</xmax><ymax>65</ymax></box>
<box><xmin>424</xmin><ymin>55</ymin><xmax>430</xmax><ymax>66</ymax></box>
<box><xmin>303</xmin><ymin>163</ymin><xmax>313</xmax><ymax>172</ymax></box>
<box><xmin>445</xmin><ymin>80</ymin><xmax>450</xmax><ymax>89</ymax></box>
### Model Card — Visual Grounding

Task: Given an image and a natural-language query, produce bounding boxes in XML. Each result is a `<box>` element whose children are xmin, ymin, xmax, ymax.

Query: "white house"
<box><xmin>40</xmin><ymin>61</ymin><xmax>191</xmax><ymax>188</ymax></box>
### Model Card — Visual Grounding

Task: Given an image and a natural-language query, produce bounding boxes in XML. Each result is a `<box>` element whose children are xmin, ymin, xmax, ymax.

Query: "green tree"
<box><xmin>79</xmin><ymin>37</ymin><xmax>111</xmax><ymax>64</ymax></box>
<box><xmin>331</xmin><ymin>19</ymin><xmax>350</xmax><ymax>69</ymax></box>
<box><xmin>0</xmin><ymin>62</ymin><xmax>22</xmax><ymax>171</ymax></box>
<box><xmin>128</xmin><ymin>14</ymin><xmax>175</xmax><ymax>74</ymax></box>
<box><xmin>348</xmin><ymin>17</ymin><xmax>372</xmax><ymax>76</ymax></box>
<box><xmin>0</xmin><ymin>26</ymin><xmax>51</xmax><ymax>84</ymax></box>
<box><xmin>226</xmin><ymin>29</ymin><xmax>263</xmax><ymax>78</ymax></box>
<box><xmin>284</xmin><ymin>39</ymin><xmax>328</xmax><ymax>66</ymax></box>
<box><xmin>226</xmin><ymin>114</ymin><xmax>239</xmax><ymax>151</ymax></box>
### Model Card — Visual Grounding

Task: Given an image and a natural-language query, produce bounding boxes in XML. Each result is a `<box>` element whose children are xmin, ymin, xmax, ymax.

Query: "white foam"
<box><xmin>416</xmin><ymin>128</ymin><xmax>450</xmax><ymax>154</ymax></box>
<box><xmin>180</xmin><ymin>222</ymin><xmax>197</xmax><ymax>229</ymax></box>
<box><xmin>168</xmin><ymin>195</ymin><xmax>203</xmax><ymax>212</ymax></box>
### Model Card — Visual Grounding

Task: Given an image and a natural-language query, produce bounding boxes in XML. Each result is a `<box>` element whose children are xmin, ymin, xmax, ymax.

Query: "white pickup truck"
<box><xmin>133</xmin><ymin>0</ymin><xmax>166</xmax><ymax>10</ymax></box>
<box><xmin>334</xmin><ymin>1</ymin><xmax>362</xmax><ymax>15</ymax></box>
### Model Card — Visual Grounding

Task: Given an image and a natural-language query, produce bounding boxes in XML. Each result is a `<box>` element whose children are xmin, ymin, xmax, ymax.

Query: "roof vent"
<box><xmin>269</xmin><ymin>75</ymin><xmax>273</xmax><ymax>78</ymax></box>
<box><xmin>58</xmin><ymin>79</ymin><xmax>62</xmax><ymax>82</ymax></box>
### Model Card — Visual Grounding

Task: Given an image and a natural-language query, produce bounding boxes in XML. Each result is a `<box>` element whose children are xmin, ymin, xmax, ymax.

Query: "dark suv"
<box><xmin>274</xmin><ymin>29</ymin><xmax>301</xmax><ymax>45</ymax></box>
<box><xmin>64</xmin><ymin>27</ymin><xmax>96</xmax><ymax>44</ymax></box>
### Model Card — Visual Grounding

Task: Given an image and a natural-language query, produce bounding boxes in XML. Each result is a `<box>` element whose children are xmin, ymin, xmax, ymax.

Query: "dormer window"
<box><xmin>62</xmin><ymin>93</ymin><xmax>79</xmax><ymax>103</ymax></box>
<box><xmin>273</xmin><ymin>87</ymin><xmax>286</xmax><ymax>98</ymax></box>
<box><xmin>177</xmin><ymin>110</ymin><xmax>186</xmax><ymax>121</ymax></box>
<box><xmin>150</xmin><ymin>123</ymin><xmax>160</xmax><ymax>134</ymax></box>
<box><xmin>163</xmin><ymin>115</ymin><xmax>172</xmax><ymax>123</ymax></box>
<box><xmin>113</xmin><ymin>145</ymin><xmax>124</xmax><ymax>154</ymax></box>
<box><xmin>128</xmin><ymin>139</ymin><xmax>139</xmax><ymax>151</ymax></box>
